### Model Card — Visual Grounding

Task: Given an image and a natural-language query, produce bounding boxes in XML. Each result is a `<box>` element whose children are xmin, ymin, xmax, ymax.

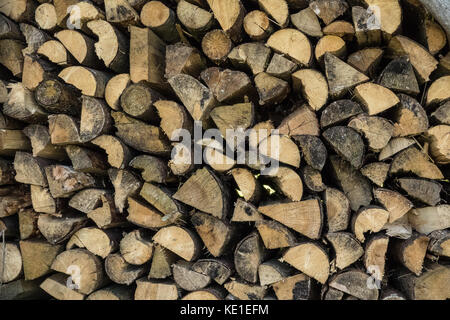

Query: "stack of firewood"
<box><xmin>0</xmin><ymin>0</ymin><xmax>449</xmax><ymax>301</ymax></box>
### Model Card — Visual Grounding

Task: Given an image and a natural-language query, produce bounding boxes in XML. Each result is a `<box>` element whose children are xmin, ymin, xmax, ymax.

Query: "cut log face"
<box><xmin>360</xmin><ymin>162</ymin><xmax>389</xmax><ymax>187</ymax></box>
<box><xmin>192</xmin><ymin>259</ymin><xmax>233</xmax><ymax>285</ymax></box>
<box><xmin>135</xmin><ymin>279</ymin><xmax>179</xmax><ymax>300</ymax></box>
<box><xmin>293</xmin><ymin>135</ymin><xmax>326</xmax><ymax>170</ymax></box>
<box><xmin>23</xmin><ymin>124</ymin><xmax>66</xmax><ymax>161</ymax></box>
<box><xmin>230</xmin><ymin>168</ymin><xmax>261</xmax><ymax>203</ymax></box>
<box><xmin>428</xmin><ymin>230</ymin><xmax>450</xmax><ymax>258</ymax></box>
<box><xmin>173</xmin><ymin>167</ymin><xmax>229</xmax><ymax>220</ymax></box>
<box><xmin>347</xmin><ymin>48</ymin><xmax>383</xmax><ymax>77</ymax></box>
<box><xmin>378</xmin><ymin>57</ymin><xmax>420</xmax><ymax>95</ymax></box>
<box><xmin>67</xmin><ymin>227</ymin><xmax>120</xmax><ymax>259</ymax></box>
<box><xmin>51</xmin><ymin>248</ymin><xmax>105</xmax><ymax>294</ymax></box>
<box><xmin>228</xmin><ymin>43</ymin><xmax>271</xmax><ymax>75</ymax></box>
<box><xmin>348</xmin><ymin>115</ymin><xmax>394</xmax><ymax>151</ymax></box>
<box><xmin>232</xmin><ymin>199</ymin><xmax>263</xmax><ymax>222</ymax></box>
<box><xmin>105</xmin><ymin>253</ymin><xmax>147</xmax><ymax>285</ymax></box>
<box><xmin>267</xmin><ymin>166</ymin><xmax>303</xmax><ymax>201</ymax></box>
<box><xmin>352</xmin><ymin>206</ymin><xmax>390</xmax><ymax>242</ymax></box>
<box><xmin>244</xmin><ymin>10</ymin><xmax>273</xmax><ymax>41</ymax></box>
<box><xmin>205</xmin><ymin>0</ymin><xmax>245</xmax><ymax>42</ymax></box>
<box><xmin>354</xmin><ymin>83</ymin><xmax>400</xmax><ymax>115</ymax></box>
<box><xmin>20</xmin><ymin>239</ymin><xmax>64</xmax><ymax>280</ymax></box>
<box><xmin>40</xmin><ymin>273</ymin><xmax>85</xmax><ymax>300</ymax></box>
<box><xmin>324</xmin><ymin>187</ymin><xmax>350</xmax><ymax>232</ymax></box>
<box><xmin>329</xmin><ymin>269</ymin><xmax>379</xmax><ymax>300</ymax></box>
<box><xmin>393</xmin><ymin>94</ymin><xmax>429</xmax><ymax>137</ymax></box>
<box><xmin>282</xmin><ymin>242</ymin><xmax>330</xmax><ymax>284</ymax></box>
<box><xmin>408</xmin><ymin>205</ymin><xmax>450</xmax><ymax>235</ymax></box>
<box><xmin>266</xmin><ymin>29</ymin><xmax>312</xmax><ymax>66</ymax></box>
<box><xmin>320</xmin><ymin>99</ymin><xmax>363</xmax><ymax>128</ymax></box>
<box><xmin>323</xmin><ymin>20</ymin><xmax>354</xmax><ymax>40</ymax></box>
<box><xmin>393</xmin><ymin>233</ymin><xmax>429</xmax><ymax>276</ymax></box>
<box><xmin>389</xmin><ymin>147</ymin><xmax>444</xmax><ymax>180</ymax></box>
<box><xmin>258</xmin><ymin>199</ymin><xmax>323</xmax><ymax>239</ymax></box>
<box><xmin>38</xmin><ymin>212</ymin><xmax>88</xmax><ymax>244</ymax></box>
<box><xmin>398</xmin><ymin>178</ymin><xmax>442</xmax><ymax>206</ymax></box>
<box><xmin>153</xmin><ymin>226</ymin><xmax>201</xmax><ymax>261</ymax></box>
<box><xmin>234</xmin><ymin>233</ymin><xmax>266</xmax><ymax>283</ymax></box>
<box><xmin>326</xmin><ymin>232</ymin><xmax>364</xmax><ymax>270</ymax></box>
<box><xmin>278</xmin><ymin>104</ymin><xmax>319</xmax><ymax>137</ymax></box>
<box><xmin>149</xmin><ymin>244</ymin><xmax>179</xmax><ymax>279</ymax></box>
<box><xmin>292</xmin><ymin>69</ymin><xmax>328</xmax><ymax>111</ymax></box>
<box><xmin>173</xmin><ymin>260</ymin><xmax>211</xmax><ymax>291</ymax></box>
<box><xmin>224</xmin><ymin>280</ymin><xmax>267</xmax><ymax>300</ymax></box>
<box><xmin>373</xmin><ymin>188</ymin><xmax>413</xmax><ymax>223</ymax></box>
<box><xmin>273</xmin><ymin>273</ymin><xmax>318</xmax><ymax>300</ymax></box>
<box><xmin>259</xmin><ymin>259</ymin><xmax>293</xmax><ymax>286</ymax></box>
<box><xmin>91</xmin><ymin>135</ymin><xmax>133</xmax><ymax>169</ymax></box>
<box><xmin>0</xmin><ymin>242</ymin><xmax>23</xmax><ymax>283</ymax></box>
<box><xmin>364</xmin><ymin>234</ymin><xmax>389</xmax><ymax>281</ymax></box>
<box><xmin>426</xmin><ymin>125</ymin><xmax>450</xmax><ymax>164</ymax></box>
<box><xmin>291</xmin><ymin>8</ymin><xmax>323</xmax><ymax>38</ymax></box>
<box><xmin>109</xmin><ymin>168</ymin><xmax>142</xmax><ymax>213</ymax></box>
<box><xmin>87</xmin><ymin>285</ymin><xmax>133</xmax><ymax>300</ymax></box>
<box><xmin>14</xmin><ymin>152</ymin><xmax>50</xmax><ymax>186</ymax></box>
<box><xmin>324</xmin><ymin>52</ymin><xmax>369</xmax><ymax>99</ymax></box>
<box><xmin>309</xmin><ymin>0</ymin><xmax>348</xmax><ymax>25</ymax></box>
<box><xmin>323</xmin><ymin>126</ymin><xmax>365</xmax><ymax>168</ymax></box>
<box><xmin>120</xmin><ymin>229</ymin><xmax>153</xmax><ymax>265</ymax></box>
<box><xmin>45</xmin><ymin>165</ymin><xmax>96</xmax><ymax>198</ymax></box>
<box><xmin>256</xmin><ymin>220</ymin><xmax>297</xmax><ymax>249</ymax></box>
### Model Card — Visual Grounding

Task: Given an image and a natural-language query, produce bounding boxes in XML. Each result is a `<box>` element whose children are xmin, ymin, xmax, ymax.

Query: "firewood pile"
<box><xmin>0</xmin><ymin>0</ymin><xmax>449</xmax><ymax>301</ymax></box>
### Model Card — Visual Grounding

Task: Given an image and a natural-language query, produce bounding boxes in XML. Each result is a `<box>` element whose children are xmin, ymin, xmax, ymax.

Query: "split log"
<box><xmin>255</xmin><ymin>72</ymin><xmax>290</xmax><ymax>106</ymax></box>
<box><xmin>266</xmin><ymin>29</ymin><xmax>312</xmax><ymax>66</ymax></box>
<box><xmin>30</xmin><ymin>185</ymin><xmax>62</xmax><ymax>214</ymax></box>
<box><xmin>206</xmin><ymin>0</ymin><xmax>245</xmax><ymax>42</ymax></box>
<box><xmin>360</xmin><ymin>162</ymin><xmax>389</xmax><ymax>187</ymax></box>
<box><xmin>149</xmin><ymin>244</ymin><xmax>179</xmax><ymax>279</ymax></box>
<box><xmin>426</xmin><ymin>76</ymin><xmax>450</xmax><ymax>107</ymax></box>
<box><xmin>329</xmin><ymin>156</ymin><xmax>372</xmax><ymax>211</ymax></box>
<box><xmin>23</xmin><ymin>125</ymin><xmax>66</xmax><ymax>160</ymax></box>
<box><xmin>129</xmin><ymin>26</ymin><xmax>165</xmax><ymax>88</ymax></box>
<box><xmin>104</xmin><ymin>74</ymin><xmax>130</xmax><ymax>111</ymax></box>
<box><xmin>364</xmin><ymin>233</ymin><xmax>389</xmax><ymax>281</ymax></box>
<box><xmin>104</xmin><ymin>0</ymin><xmax>139</xmax><ymax>26</ymax></box>
<box><xmin>173</xmin><ymin>260</ymin><xmax>211</xmax><ymax>291</ymax></box>
<box><xmin>266</xmin><ymin>54</ymin><xmax>297</xmax><ymax>81</ymax></box>
<box><xmin>394</xmin><ymin>264</ymin><xmax>450</xmax><ymax>300</ymax></box>
<box><xmin>352</xmin><ymin>6</ymin><xmax>382</xmax><ymax>48</ymax></box>
<box><xmin>40</xmin><ymin>273</ymin><xmax>85</xmax><ymax>300</ymax></box>
<box><xmin>65</xmin><ymin>145</ymin><xmax>108</xmax><ymax>175</ymax></box>
<box><xmin>389</xmin><ymin>147</ymin><xmax>444</xmax><ymax>180</ymax></box>
<box><xmin>354</xmin><ymin>83</ymin><xmax>400</xmax><ymax>115</ymax></box>
<box><xmin>55</xmin><ymin>30</ymin><xmax>101</xmax><ymax>68</ymax></box>
<box><xmin>109</xmin><ymin>168</ymin><xmax>142</xmax><ymax>213</ymax></box>
<box><xmin>202</xmin><ymin>68</ymin><xmax>253</xmax><ymax>104</ymax></box>
<box><xmin>258</xmin><ymin>134</ymin><xmax>301</xmax><ymax>168</ymax></box>
<box><xmin>408</xmin><ymin>205</ymin><xmax>450</xmax><ymax>235</ymax></box>
<box><xmin>166</xmin><ymin>43</ymin><xmax>205</xmax><ymax>79</ymax></box>
<box><xmin>292</xmin><ymin>69</ymin><xmax>328</xmax><ymax>111</ymax></box>
<box><xmin>4</xmin><ymin>83</ymin><xmax>48</xmax><ymax>124</ymax></box>
<box><xmin>34</xmin><ymin>3</ymin><xmax>58</xmax><ymax>31</ymax></box>
<box><xmin>67</xmin><ymin>227</ymin><xmax>120</xmax><ymax>259</ymax></box>
<box><xmin>347</xmin><ymin>48</ymin><xmax>383</xmax><ymax>77</ymax></box>
<box><xmin>19</xmin><ymin>239</ymin><xmax>63</xmax><ymax>280</ymax></box>
<box><xmin>105</xmin><ymin>253</ymin><xmax>147</xmax><ymax>285</ymax></box>
<box><xmin>92</xmin><ymin>135</ymin><xmax>132</xmax><ymax>170</ymax></box>
<box><xmin>87</xmin><ymin>20</ymin><xmax>128</xmax><ymax>73</ymax></box>
<box><xmin>0</xmin><ymin>129</ymin><xmax>31</xmax><ymax>156</ymax></box>
<box><xmin>37</xmin><ymin>40</ymin><xmax>76</xmax><ymax>66</ymax></box>
<box><xmin>192</xmin><ymin>259</ymin><xmax>233</xmax><ymax>285</ymax></box>
<box><xmin>0</xmin><ymin>39</ymin><xmax>25</xmax><ymax>77</ymax></box>
<box><xmin>14</xmin><ymin>152</ymin><xmax>50</xmax><ymax>187</ymax></box>
<box><xmin>329</xmin><ymin>269</ymin><xmax>379</xmax><ymax>300</ymax></box>
<box><xmin>272</xmin><ymin>273</ymin><xmax>318</xmax><ymax>300</ymax></box>
<box><xmin>378</xmin><ymin>137</ymin><xmax>415</xmax><ymax>161</ymax></box>
<box><xmin>234</xmin><ymin>233</ymin><xmax>265</xmax><ymax>283</ymax></box>
<box><xmin>282</xmin><ymin>242</ymin><xmax>330</xmax><ymax>284</ymax></box>
<box><xmin>348</xmin><ymin>114</ymin><xmax>394</xmax><ymax>151</ymax></box>
<box><xmin>135</xmin><ymin>279</ymin><xmax>179</xmax><ymax>300</ymax></box>
<box><xmin>168</xmin><ymin>74</ymin><xmax>217</xmax><ymax>123</ymax></box>
<box><xmin>315</xmin><ymin>35</ymin><xmax>347</xmax><ymax>65</ymax></box>
<box><xmin>352</xmin><ymin>206</ymin><xmax>390</xmax><ymax>242</ymax></box>
<box><xmin>378</xmin><ymin>57</ymin><xmax>420</xmax><ymax>95</ymax></box>
<box><xmin>324</xmin><ymin>52</ymin><xmax>369</xmax><ymax>98</ymax></box>
<box><xmin>0</xmin><ymin>14</ymin><xmax>23</xmax><ymax>40</ymax></box>
<box><xmin>127</xmin><ymin>197</ymin><xmax>178</xmax><ymax>230</ymax></box>
<box><xmin>51</xmin><ymin>249</ymin><xmax>106</xmax><ymax>294</ymax></box>
<box><xmin>392</xmin><ymin>233</ymin><xmax>429</xmax><ymax>275</ymax></box>
<box><xmin>323</xmin><ymin>126</ymin><xmax>365</xmax><ymax>168</ymax></box>
<box><xmin>38</xmin><ymin>212</ymin><xmax>88</xmax><ymax>244</ymax></box>
<box><xmin>428</xmin><ymin>230</ymin><xmax>450</xmax><ymax>257</ymax></box>
<box><xmin>267</xmin><ymin>166</ymin><xmax>303</xmax><ymax>201</ymax></box>
<box><xmin>223</xmin><ymin>280</ymin><xmax>267</xmax><ymax>300</ymax></box>
<box><xmin>177</xmin><ymin>0</ymin><xmax>214</xmax><ymax>39</ymax></box>
<box><xmin>388</xmin><ymin>35</ymin><xmax>438</xmax><ymax>83</ymax></box>
<box><xmin>182</xmin><ymin>289</ymin><xmax>225</xmax><ymax>300</ymax></box>
<box><xmin>320</xmin><ymin>99</ymin><xmax>363</xmax><ymax>128</ymax></box>
<box><xmin>255</xmin><ymin>220</ymin><xmax>297</xmax><ymax>249</ymax></box>
<box><xmin>22</xmin><ymin>55</ymin><xmax>54</xmax><ymax>91</ymax></box>
<box><xmin>231</xmin><ymin>199</ymin><xmax>263</xmax><ymax>222</ymax></box>
<box><xmin>258</xmin><ymin>260</ymin><xmax>293</xmax><ymax>286</ymax></box>
<box><xmin>120</xmin><ymin>229</ymin><xmax>153</xmax><ymax>265</ymax></box>
<box><xmin>17</xmin><ymin>209</ymin><xmax>39</xmax><ymax>240</ymax></box>
<box><xmin>153</xmin><ymin>226</ymin><xmax>201</xmax><ymax>261</ymax></box>
<box><xmin>324</xmin><ymin>187</ymin><xmax>350</xmax><ymax>232</ymax></box>
<box><xmin>326</xmin><ymin>232</ymin><xmax>363</xmax><ymax>270</ymax></box>
<box><xmin>323</xmin><ymin>20</ymin><xmax>354</xmax><ymax>40</ymax></box>
<box><xmin>129</xmin><ymin>155</ymin><xmax>172</xmax><ymax>184</ymax></box>
<box><xmin>425</xmin><ymin>125</ymin><xmax>450</xmax><ymax>164</ymax></box>
<box><xmin>0</xmin><ymin>242</ymin><xmax>23</xmax><ymax>283</ymax></box>
<box><xmin>291</xmin><ymin>8</ymin><xmax>322</xmax><ymax>38</ymax></box>
<box><xmin>173</xmin><ymin>167</ymin><xmax>229</xmax><ymax>220</ymax></box>
<box><xmin>392</xmin><ymin>94</ymin><xmax>429</xmax><ymax>137</ymax></box>
<box><xmin>0</xmin><ymin>186</ymin><xmax>31</xmax><ymax>218</ymax></box>
<box><xmin>87</xmin><ymin>285</ymin><xmax>133</xmax><ymax>300</ymax></box>
<box><xmin>140</xmin><ymin>182</ymin><xmax>184</xmax><ymax>222</ymax></box>
<box><xmin>228</xmin><ymin>43</ymin><xmax>271</xmax><ymax>75</ymax></box>
<box><xmin>431</xmin><ymin>102</ymin><xmax>450</xmax><ymax>125</ymax></box>
<box><xmin>48</xmin><ymin>114</ymin><xmax>81</xmax><ymax>145</ymax></box>
<box><xmin>309</xmin><ymin>0</ymin><xmax>348</xmax><ymax>25</ymax></box>
<box><xmin>191</xmin><ymin>211</ymin><xmax>236</xmax><ymax>257</ymax></box>
<box><xmin>59</xmin><ymin>66</ymin><xmax>111</xmax><ymax>98</ymax></box>
<box><xmin>373</xmin><ymin>188</ymin><xmax>413</xmax><ymax>223</ymax></box>
<box><xmin>45</xmin><ymin>165</ymin><xmax>97</xmax><ymax>198</ymax></box>
<box><xmin>398</xmin><ymin>178</ymin><xmax>442</xmax><ymax>206</ymax></box>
